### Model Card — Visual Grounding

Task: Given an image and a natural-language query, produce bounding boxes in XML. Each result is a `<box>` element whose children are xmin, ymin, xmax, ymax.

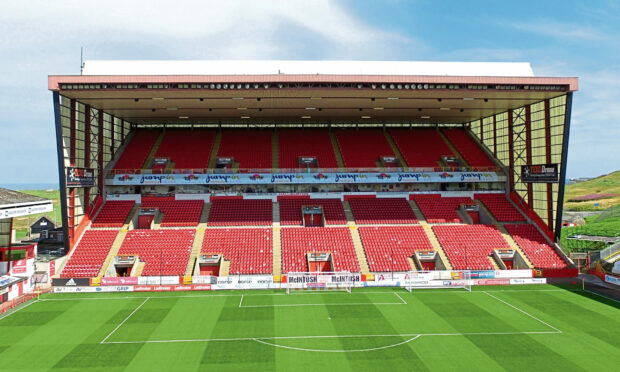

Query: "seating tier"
<box><xmin>202</xmin><ymin>228</ymin><xmax>273</xmax><ymax>274</ymax></box>
<box><xmin>359</xmin><ymin>226</ymin><xmax>434</xmax><ymax>272</ymax></box>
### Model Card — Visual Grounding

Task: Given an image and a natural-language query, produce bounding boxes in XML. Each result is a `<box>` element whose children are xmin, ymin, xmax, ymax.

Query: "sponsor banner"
<box><xmin>192</xmin><ymin>276</ymin><xmax>215</xmax><ymax>284</ymax></box>
<box><xmin>0</xmin><ymin>275</ymin><xmax>21</xmax><ymax>288</ymax></box>
<box><xmin>52</xmin><ymin>278</ymin><xmax>91</xmax><ymax>287</ymax></box>
<box><xmin>66</xmin><ymin>167</ymin><xmax>95</xmax><ymax>188</ymax></box>
<box><xmin>509</xmin><ymin>278</ymin><xmax>547</xmax><ymax>285</ymax></box>
<box><xmin>212</xmin><ymin>275</ymin><xmax>276</xmax><ymax>290</ymax></box>
<box><xmin>50</xmin><ymin>261</ymin><xmax>56</xmax><ymax>277</ymax></box>
<box><xmin>0</xmin><ymin>203</ymin><xmax>53</xmax><ymax>219</ymax></box>
<box><xmin>100</xmin><ymin>277</ymin><xmax>139</xmax><ymax>286</ymax></box>
<box><xmin>53</xmin><ymin>286</ymin><xmax>134</xmax><ymax>293</ymax></box>
<box><xmin>521</xmin><ymin>164</ymin><xmax>559</xmax><ymax>183</ymax></box>
<box><xmin>11</xmin><ymin>259</ymin><xmax>27</xmax><ymax>274</ymax></box>
<box><xmin>494</xmin><ymin>270</ymin><xmax>533</xmax><ymax>279</ymax></box>
<box><xmin>473</xmin><ymin>279</ymin><xmax>511</xmax><ymax>286</ymax></box>
<box><xmin>137</xmin><ymin>276</ymin><xmax>181</xmax><ymax>285</ymax></box>
<box><xmin>470</xmin><ymin>271</ymin><xmax>495</xmax><ymax>279</ymax></box>
<box><xmin>133</xmin><ymin>284</ymin><xmax>212</xmax><ymax>292</ymax></box>
<box><xmin>108</xmin><ymin>171</ymin><xmax>499</xmax><ymax>186</ymax></box>
<box><xmin>286</xmin><ymin>273</ymin><xmax>361</xmax><ymax>289</ymax></box>
<box><xmin>605</xmin><ymin>275</ymin><xmax>620</xmax><ymax>287</ymax></box>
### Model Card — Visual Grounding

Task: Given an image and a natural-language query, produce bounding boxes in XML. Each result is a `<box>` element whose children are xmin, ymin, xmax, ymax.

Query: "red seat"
<box><xmin>359</xmin><ymin>226</ymin><xmax>434</xmax><ymax>272</ymax></box>
<box><xmin>505</xmin><ymin>224</ymin><xmax>567</xmax><ymax>269</ymax></box>
<box><xmin>202</xmin><ymin>228</ymin><xmax>272</xmax><ymax>274</ymax></box>
<box><xmin>349</xmin><ymin>198</ymin><xmax>418</xmax><ymax>224</ymax></box>
<box><xmin>60</xmin><ymin>230</ymin><xmax>119</xmax><ymax>277</ymax></box>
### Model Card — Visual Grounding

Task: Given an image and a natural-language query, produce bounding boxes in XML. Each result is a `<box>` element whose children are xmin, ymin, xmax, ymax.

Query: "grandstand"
<box><xmin>48</xmin><ymin>60</ymin><xmax>578</xmax><ymax>280</ymax></box>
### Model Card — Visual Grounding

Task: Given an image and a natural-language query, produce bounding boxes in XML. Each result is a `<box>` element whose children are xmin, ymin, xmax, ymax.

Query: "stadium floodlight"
<box><xmin>264</xmin><ymin>84</ymin><xmax>269</xmax><ymax>89</ymax></box>
<box><xmin>237</xmin><ymin>84</ymin><xmax>242</xmax><ymax>89</ymax></box>
<box><xmin>423</xmin><ymin>84</ymin><xmax>429</xmax><ymax>89</ymax></box>
<box><xmin>240</xmin><ymin>116</ymin><xmax>250</xmax><ymax>119</ymax></box>
<box><xmin>223</xmin><ymin>84</ymin><xmax>228</xmax><ymax>89</ymax></box>
<box><xmin>421</xmin><ymin>115</ymin><xmax>430</xmax><ymax>119</ymax></box>
<box><xmin>216</xmin><ymin>84</ymin><xmax>222</xmax><ymax>89</ymax></box>
<box><xmin>179</xmin><ymin>116</ymin><xmax>189</xmax><ymax>119</ymax></box>
<box><xmin>440</xmin><ymin>107</ymin><xmax>450</xmax><ymax>111</ymax></box>
<box><xmin>357</xmin><ymin>84</ymin><xmax>363</xmax><ymax>89</ymax></box>
<box><xmin>254</xmin><ymin>84</ymin><xmax>260</xmax><ymax>89</ymax></box>
<box><xmin>278</xmin><ymin>84</ymin><xmax>284</xmax><ymax>89</ymax></box>
<box><xmin>381</xmin><ymin>84</ymin><xmax>386</xmax><ymax>89</ymax></box>
<box><xmin>417</xmin><ymin>84</ymin><xmax>423</xmax><ymax>89</ymax></box>
<box><xmin>397</xmin><ymin>84</ymin><xmax>402</xmax><ymax>89</ymax></box>
<box><xmin>361</xmin><ymin>116</ymin><xmax>371</xmax><ymax>119</ymax></box>
<box><xmin>371</xmin><ymin>84</ymin><xmax>377</xmax><ymax>89</ymax></box>
<box><xmin>404</xmin><ymin>84</ymin><xmax>410</xmax><ymax>89</ymax></box>
<box><xmin>410</xmin><ymin>84</ymin><xmax>416</xmax><ymax>89</ymax></box>
<box><xmin>389</xmin><ymin>84</ymin><xmax>395</xmax><ymax>89</ymax></box>
<box><xmin>301</xmin><ymin>115</ymin><xmax>311</xmax><ymax>119</ymax></box>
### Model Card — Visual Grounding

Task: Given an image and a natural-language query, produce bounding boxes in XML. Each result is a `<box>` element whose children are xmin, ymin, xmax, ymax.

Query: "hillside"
<box><xmin>564</xmin><ymin>170</ymin><xmax>620</xmax><ymax>211</ymax></box>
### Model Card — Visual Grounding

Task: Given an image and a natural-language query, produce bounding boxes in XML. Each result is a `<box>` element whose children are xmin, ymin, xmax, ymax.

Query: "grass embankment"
<box><xmin>564</xmin><ymin>171</ymin><xmax>620</xmax><ymax>211</ymax></box>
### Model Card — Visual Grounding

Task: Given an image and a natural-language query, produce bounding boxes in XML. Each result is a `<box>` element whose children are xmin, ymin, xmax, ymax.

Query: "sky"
<box><xmin>0</xmin><ymin>0</ymin><xmax>618</xmax><ymax>186</ymax></box>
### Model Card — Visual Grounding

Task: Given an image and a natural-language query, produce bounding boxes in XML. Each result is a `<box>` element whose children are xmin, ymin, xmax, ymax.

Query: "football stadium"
<box><xmin>1</xmin><ymin>59</ymin><xmax>619</xmax><ymax>370</ymax></box>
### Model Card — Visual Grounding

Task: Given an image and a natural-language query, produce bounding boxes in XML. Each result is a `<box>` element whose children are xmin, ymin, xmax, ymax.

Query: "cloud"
<box><xmin>502</xmin><ymin>20</ymin><xmax>610</xmax><ymax>43</ymax></box>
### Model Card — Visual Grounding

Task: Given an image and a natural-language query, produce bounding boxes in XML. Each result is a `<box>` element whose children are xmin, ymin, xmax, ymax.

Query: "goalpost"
<box><xmin>404</xmin><ymin>270</ymin><xmax>472</xmax><ymax>292</ymax></box>
<box><xmin>285</xmin><ymin>272</ymin><xmax>357</xmax><ymax>294</ymax></box>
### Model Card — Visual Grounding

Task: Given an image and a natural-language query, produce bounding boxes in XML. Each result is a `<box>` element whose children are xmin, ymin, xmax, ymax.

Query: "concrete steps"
<box><xmin>422</xmin><ymin>225</ymin><xmax>453</xmax><ymax>270</ymax></box>
<box><xmin>408</xmin><ymin>200</ymin><xmax>427</xmax><ymax>223</ymax></box>
<box><xmin>349</xmin><ymin>224</ymin><xmax>370</xmax><ymax>274</ymax></box>
<box><xmin>98</xmin><ymin>228</ymin><xmax>129</xmax><ymax>277</ymax></box>
<box><xmin>438</xmin><ymin>130</ymin><xmax>470</xmax><ymax>168</ymax></box>
<box><xmin>488</xmin><ymin>256</ymin><xmax>501</xmax><ymax>270</ymax></box>
<box><xmin>207</xmin><ymin>131</ymin><xmax>223</xmax><ymax>169</ymax></box>
<box><xmin>329</xmin><ymin>131</ymin><xmax>346</xmax><ymax>169</ymax></box>
<box><xmin>143</xmin><ymin>131</ymin><xmax>165</xmax><ymax>169</ymax></box>
<box><xmin>220</xmin><ymin>259</ymin><xmax>230</xmax><ymax>276</ymax></box>
<box><xmin>342</xmin><ymin>201</ymin><xmax>355</xmax><ymax>223</ymax></box>
<box><xmin>272</xmin><ymin>202</ymin><xmax>281</xmax><ymax>224</ymax></box>
<box><xmin>199</xmin><ymin>203</ymin><xmax>211</xmax><ymax>227</ymax></box>
<box><xmin>384</xmin><ymin>130</ymin><xmax>408</xmax><ymax>167</ymax></box>
<box><xmin>272</xmin><ymin>130</ymin><xmax>279</xmax><ymax>170</ymax></box>
<box><xmin>273</xmin><ymin>227</ymin><xmax>282</xmax><ymax>276</ymax></box>
<box><xmin>497</xmin><ymin>224</ymin><xmax>534</xmax><ymax>269</ymax></box>
<box><xmin>185</xmin><ymin>228</ymin><xmax>206</xmax><ymax>276</ymax></box>
<box><xmin>408</xmin><ymin>257</ymin><xmax>419</xmax><ymax>271</ymax></box>
<box><xmin>132</xmin><ymin>261</ymin><xmax>145</xmax><ymax>277</ymax></box>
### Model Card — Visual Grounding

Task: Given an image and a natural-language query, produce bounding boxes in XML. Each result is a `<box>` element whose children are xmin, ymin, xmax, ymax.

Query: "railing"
<box><xmin>0</xmin><ymin>286</ymin><xmax>52</xmax><ymax>315</ymax></box>
<box><xmin>107</xmin><ymin>166</ymin><xmax>502</xmax><ymax>177</ymax></box>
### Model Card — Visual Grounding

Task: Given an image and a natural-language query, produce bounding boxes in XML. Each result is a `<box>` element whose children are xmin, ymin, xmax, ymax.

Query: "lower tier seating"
<box><xmin>411</xmin><ymin>194</ymin><xmax>475</xmax><ymax>223</ymax></box>
<box><xmin>141</xmin><ymin>196</ymin><xmax>203</xmax><ymax>226</ymax></box>
<box><xmin>279</xmin><ymin>198</ymin><xmax>347</xmax><ymax>225</ymax></box>
<box><xmin>432</xmin><ymin>225</ymin><xmax>510</xmax><ymax>270</ymax></box>
<box><xmin>92</xmin><ymin>201</ymin><xmax>135</xmax><ymax>228</ymax></box>
<box><xmin>475</xmin><ymin>193</ymin><xmax>526</xmax><ymax>222</ymax></box>
<box><xmin>505</xmin><ymin>224</ymin><xmax>567</xmax><ymax>269</ymax></box>
<box><xmin>119</xmin><ymin>229</ymin><xmax>195</xmax><ymax>276</ymax></box>
<box><xmin>202</xmin><ymin>228</ymin><xmax>273</xmax><ymax>274</ymax></box>
<box><xmin>348</xmin><ymin>198</ymin><xmax>418</xmax><ymax>224</ymax></box>
<box><xmin>60</xmin><ymin>230</ymin><xmax>119</xmax><ymax>277</ymax></box>
<box><xmin>359</xmin><ymin>226</ymin><xmax>434</xmax><ymax>272</ymax></box>
<box><xmin>281</xmin><ymin>227</ymin><xmax>360</xmax><ymax>273</ymax></box>
<box><xmin>208</xmin><ymin>199</ymin><xmax>272</xmax><ymax>226</ymax></box>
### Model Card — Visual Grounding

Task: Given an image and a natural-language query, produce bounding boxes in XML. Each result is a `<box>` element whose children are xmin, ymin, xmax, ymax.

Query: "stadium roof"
<box><xmin>0</xmin><ymin>188</ymin><xmax>53</xmax><ymax>219</ymax></box>
<box><xmin>49</xmin><ymin>60</ymin><xmax>578</xmax><ymax>125</ymax></box>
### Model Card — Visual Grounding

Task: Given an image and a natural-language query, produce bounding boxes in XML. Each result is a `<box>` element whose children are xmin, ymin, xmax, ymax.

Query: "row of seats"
<box><xmin>202</xmin><ymin>228</ymin><xmax>273</xmax><ymax>274</ymax></box>
<box><xmin>141</xmin><ymin>197</ymin><xmax>203</xmax><ymax>226</ymax></box>
<box><xmin>433</xmin><ymin>225</ymin><xmax>510</xmax><ymax>270</ymax></box>
<box><xmin>278</xmin><ymin>129</ymin><xmax>338</xmax><ymax>169</ymax></box>
<box><xmin>279</xmin><ymin>198</ymin><xmax>347</xmax><ymax>225</ymax></box>
<box><xmin>217</xmin><ymin>130</ymin><xmax>272</xmax><ymax>169</ymax></box>
<box><xmin>60</xmin><ymin>230</ymin><xmax>119</xmax><ymax>277</ymax></box>
<box><xmin>505</xmin><ymin>225</ymin><xmax>567</xmax><ymax>268</ymax></box>
<box><xmin>91</xmin><ymin>201</ymin><xmax>135</xmax><ymax>228</ymax></box>
<box><xmin>335</xmin><ymin>129</ymin><xmax>395</xmax><ymax>168</ymax></box>
<box><xmin>442</xmin><ymin>129</ymin><xmax>495</xmax><ymax>168</ymax></box>
<box><xmin>113</xmin><ymin>130</ymin><xmax>160</xmax><ymax>170</ymax></box>
<box><xmin>411</xmin><ymin>194</ymin><xmax>475</xmax><ymax>223</ymax></box>
<box><xmin>349</xmin><ymin>198</ymin><xmax>418</xmax><ymax>224</ymax></box>
<box><xmin>390</xmin><ymin>129</ymin><xmax>455</xmax><ymax>168</ymax></box>
<box><xmin>153</xmin><ymin>130</ymin><xmax>215</xmax><ymax>170</ymax></box>
<box><xmin>118</xmin><ymin>229</ymin><xmax>195</xmax><ymax>276</ymax></box>
<box><xmin>475</xmin><ymin>194</ymin><xmax>526</xmax><ymax>222</ymax></box>
<box><xmin>359</xmin><ymin>226</ymin><xmax>434</xmax><ymax>272</ymax></box>
<box><xmin>281</xmin><ymin>227</ymin><xmax>360</xmax><ymax>273</ymax></box>
<box><xmin>208</xmin><ymin>199</ymin><xmax>272</xmax><ymax>226</ymax></box>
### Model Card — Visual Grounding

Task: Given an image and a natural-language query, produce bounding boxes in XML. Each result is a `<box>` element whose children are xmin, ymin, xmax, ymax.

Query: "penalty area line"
<box><xmin>100</xmin><ymin>297</ymin><xmax>150</xmax><ymax>344</ymax></box>
<box><xmin>483</xmin><ymin>291</ymin><xmax>562</xmax><ymax>334</ymax></box>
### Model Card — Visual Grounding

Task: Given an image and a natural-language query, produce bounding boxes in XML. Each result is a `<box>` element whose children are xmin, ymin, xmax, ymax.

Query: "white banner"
<box><xmin>509</xmin><ymin>278</ymin><xmax>547</xmax><ymax>285</ymax></box>
<box><xmin>494</xmin><ymin>270</ymin><xmax>534</xmax><ymax>279</ymax></box>
<box><xmin>53</xmin><ymin>286</ymin><xmax>135</xmax><ymax>293</ymax></box>
<box><xmin>137</xmin><ymin>276</ymin><xmax>180</xmax><ymax>285</ymax></box>
<box><xmin>605</xmin><ymin>275</ymin><xmax>620</xmax><ymax>287</ymax></box>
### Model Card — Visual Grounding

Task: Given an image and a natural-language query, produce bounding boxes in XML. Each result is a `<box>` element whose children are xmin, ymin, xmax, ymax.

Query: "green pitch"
<box><xmin>0</xmin><ymin>285</ymin><xmax>618</xmax><ymax>371</ymax></box>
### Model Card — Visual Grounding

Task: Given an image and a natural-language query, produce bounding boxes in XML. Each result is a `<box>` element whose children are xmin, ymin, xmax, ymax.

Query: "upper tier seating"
<box><xmin>359</xmin><ymin>226</ymin><xmax>434</xmax><ymax>272</ymax></box>
<box><xmin>141</xmin><ymin>196</ymin><xmax>203</xmax><ymax>227</ymax></box>
<box><xmin>442</xmin><ymin>129</ymin><xmax>495</xmax><ymax>168</ymax></box>
<box><xmin>202</xmin><ymin>228</ymin><xmax>273</xmax><ymax>274</ymax></box>
<box><xmin>217</xmin><ymin>130</ymin><xmax>272</xmax><ymax>169</ymax></box>
<box><xmin>60</xmin><ymin>230</ymin><xmax>119</xmax><ymax>277</ymax></box>
<box><xmin>279</xmin><ymin>198</ymin><xmax>347</xmax><ymax>225</ymax></box>
<box><xmin>390</xmin><ymin>129</ymin><xmax>456</xmax><ymax>168</ymax></box>
<box><xmin>335</xmin><ymin>129</ymin><xmax>395</xmax><ymax>168</ymax></box>
<box><xmin>411</xmin><ymin>194</ymin><xmax>475</xmax><ymax>223</ymax></box>
<box><xmin>348</xmin><ymin>198</ymin><xmax>418</xmax><ymax>224</ymax></box>
<box><xmin>113</xmin><ymin>130</ymin><xmax>160</xmax><ymax>170</ymax></box>
<box><xmin>119</xmin><ymin>229</ymin><xmax>195</xmax><ymax>276</ymax></box>
<box><xmin>281</xmin><ymin>227</ymin><xmax>360</xmax><ymax>273</ymax></box>
<box><xmin>505</xmin><ymin>225</ymin><xmax>567</xmax><ymax>269</ymax></box>
<box><xmin>432</xmin><ymin>225</ymin><xmax>510</xmax><ymax>270</ymax></box>
<box><xmin>153</xmin><ymin>130</ymin><xmax>215</xmax><ymax>171</ymax></box>
<box><xmin>278</xmin><ymin>129</ymin><xmax>338</xmax><ymax>169</ymax></box>
<box><xmin>91</xmin><ymin>201</ymin><xmax>135</xmax><ymax>228</ymax></box>
<box><xmin>475</xmin><ymin>193</ymin><xmax>526</xmax><ymax>222</ymax></box>
<box><xmin>208</xmin><ymin>199</ymin><xmax>272</xmax><ymax>226</ymax></box>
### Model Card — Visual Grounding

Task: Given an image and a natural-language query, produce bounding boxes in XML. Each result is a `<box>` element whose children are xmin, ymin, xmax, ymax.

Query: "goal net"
<box><xmin>285</xmin><ymin>272</ymin><xmax>358</xmax><ymax>294</ymax></box>
<box><xmin>404</xmin><ymin>270</ymin><xmax>472</xmax><ymax>292</ymax></box>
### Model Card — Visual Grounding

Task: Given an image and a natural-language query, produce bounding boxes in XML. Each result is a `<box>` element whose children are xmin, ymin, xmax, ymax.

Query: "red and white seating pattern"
<box><xmin>217</xmin><ymin>130</ymin><xmax>272</xmax><ymax>169</ymax></box>
<box><xmin>141</xmin><ymin>196</ymin><xmax>203</xmax><ymax>227</ymax></box>
<box><xmin>113</xmin><ymin>130</ymin><xmax>160</xmax><ymax>170</ymax></box>
<box><xmin>505</xmin><ymin>224</ymin><xmax>567</xmax><ymax>269</ymax></box>
<box><xmin>475</xmin><ymin>193</ymin><xmax>526</xmax><ymax>222</ymax></box>
<box><xmin>91</xmin><ymin>201</ymin><xmax>135</xmax><ymax>228</ymax></box>
<box><xmin>335</xmin><ymin>129</ymin><xmax>395</xmax><ymax>168</ymax></box>
<box><xmin>153</xmin><ymin>129</ymin><xmax>215</xmax><ymax>170</ymax></box>
<box><xmin>411</xmin><ymin>194</ymin><xmax>475</xmax><ymax>223</ymax></box>
<box><xmin>278</xmin><ymin>129</ymin><xmax>338</xmax><ymax>169</ymax></box>
<box><xmin>208</xmin><ymin>199</ymin><xmax>272</xmax><ymax>226</ymax></box>
<box><xmin>348</xmin><ymin>198</ymin><xmax>418</xmax><ymax>224</ymax></box>
<box><xmin>202</xmin><ymin>228</ymin><xmax>273</xmax><ymax>274</ymax></box>
<box><xmin>432</xmin><ymin>225</ymin><xmax>510</xmax><ymax>270</ymax></box>
<box><xmin>279</xmin><ymin>198</ymin><xmax>347</xmax><ymax>225</ymax></box>
<box><xmin>281</xmin><ymin>227</ymin><xmax>360</xmax><ymax>273</ymax></box>
<box><xmin>359</xmin><ymin>226</ymin><xmax>434</xmax><ymax>272</ymax></box>
<box><xmin>442</xmin><ymin>129</ymin><xmax>495</xmax><ymax>168</ymax></box>
<box><xmin>60</xmin><ymin>230</ymin><xmax>119</xmax><ymax>277</ymax></box>
<box><xmin>390</xmin><ymin>129</ymin><xmax>455</xmax><ymax>168</ymax></box>
<box><xmin>119</xmin><ymin>229</ymin><xmax>195</xmax><ymax>276</ymax></box>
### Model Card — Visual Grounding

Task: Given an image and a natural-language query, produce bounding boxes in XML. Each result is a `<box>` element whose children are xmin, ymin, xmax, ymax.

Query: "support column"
<box><xmin>492</xmin><ymin>114</ymin><xmax>497</xmax><ymax>157</ymax></box>
<box><xmin>508</xmin><ymin>110</ymin><xmax>514</xmax><ymax>190</ymax></box>
<box><xmin>98</xmin><ymin>110</ymin><xmax>104</xmax><ymax>197</ymax></box>
<box><xmin>84</xmin><ymin>105</ymin><xmax>91</xmax><ymax>212</ymax></box>
<box><xmin>555</xmin><ymin>93</ymin><xmax>573</xmax><ymax>242</ymax></box>
<box><xmin>525</xmin><ymin>105</ymin><xmax>533</xmax><ymax>208</ymax></box>
<box><xmin>544</xmin><ymin>99</ymin><xmax>553</xmax><ymax>230</ymax></box>
<box><xmin>53</xmin><ymin>92</ymin><xmax>70</xmax><ymax>253</ymax></box>
<box><xmin>68</xmin><ymin>100</ymin><xmax>76</xmax><ymax>248</ymax></box>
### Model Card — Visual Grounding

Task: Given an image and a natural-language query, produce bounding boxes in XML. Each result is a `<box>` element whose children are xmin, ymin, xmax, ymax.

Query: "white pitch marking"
<box><xmin>394</xmin><ymin>292</ymin><xmax>407</xmax><ymax>304</ymax></box>
<box><xmin>251</xmin><ymin>335</ymin><xmax>422</xmax><ymax>353</ymax></box>
<box><xmin>239</xmin><ymin>295</ymin><xmax>244</xmax><ymax>308</ymax></box>
<box><xmin>0</xmin><ymin>300</ymin><xmax>39</xmax><ymax>321</ymax></box>
<box><xmin>239</xmin><ymin>302</ymin><xmax>405</xmax><ymax>308</ymax></box>
<box><xmin>100</xmin><ymin>297</ymin><xmax>150</xmax><ymax>344</ymax></box>
<box><xmin>483</xmin><ymin>291</ymin><xmax>562</xmax><ymax>333</ymax></box>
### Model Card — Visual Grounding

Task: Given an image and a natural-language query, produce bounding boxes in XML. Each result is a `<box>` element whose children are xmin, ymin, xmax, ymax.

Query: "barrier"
<box><xmin>605</xmin><ymin>275</ymin><xmax>620</xmax><ymax>287</ymax></box>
